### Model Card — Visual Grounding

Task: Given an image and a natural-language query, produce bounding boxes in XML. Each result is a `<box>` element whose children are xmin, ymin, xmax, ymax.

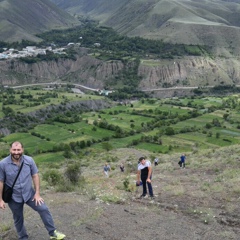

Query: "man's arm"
<box><xmin>32</xmin><ymin>173</ymin><xmax>44</xmax><ymax>206</ymax></box>
<box><xmin>137</xmin><ymin>170</ymin><xmax>141</xmax><ymax>183</ymax></box>
<box><xmin>32</xmin><ymin>173</ymin><xmax>40</xmax><ymax>195</ymax></box>
<box><xmin>0</xmin><ymin>180</ymin><xmax>6</xmax><ymax>209</ymax></box>
<box><xmin>147</xmin><ymin>166</ymin><xmax>152</xmax><ymax>183</ymax></box>
<box><xmin>0</xmin><ymin>180</ymin><xmax>3</xmax><ymax>199</ymax></box>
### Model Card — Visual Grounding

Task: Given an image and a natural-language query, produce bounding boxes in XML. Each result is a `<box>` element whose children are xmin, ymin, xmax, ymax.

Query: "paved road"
<box><xmin>10</xmin><ymin>82</ymin><xmax>233</xmax><ymax>92</ymax></box>
<box><xmin>10</xmin><ymin>82</ymin><xmax>99</xmax><ymax>92</ymax></box>
<box><xmin>142</xmin><ymin>85</ymin><xmax>215</xmax><ymax>91</ymax></box>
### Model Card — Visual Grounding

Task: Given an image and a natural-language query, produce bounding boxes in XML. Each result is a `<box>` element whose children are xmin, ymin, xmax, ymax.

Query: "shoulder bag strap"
<box><xmin>11</xmin><ymin>161</ymin><xmax>24</xmax><ymax>188</ymax></box>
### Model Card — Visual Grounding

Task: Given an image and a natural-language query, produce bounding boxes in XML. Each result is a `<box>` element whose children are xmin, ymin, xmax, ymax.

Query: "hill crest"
<box><xmin>0</xmin><ymin>0</ymin><xmax>80</xmax><ymax>42</ymax></box>
<box><xmin>51</xmin><ymin>0</ymin><xmax>240</xmax><ymax>55</ymax></box>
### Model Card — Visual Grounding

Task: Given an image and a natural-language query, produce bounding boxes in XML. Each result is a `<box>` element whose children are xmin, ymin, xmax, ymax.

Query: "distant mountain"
<box><xmin>51</xmin><ymin>0</ymin><xmax>240</xmax><ymax>56</ymax></box>
<box><xmin>0</xmin><ymin>0</ymin><xmax>80</xmax><ymax>42</ymax></box>
<box><xmin>2</xmin><ymin>0</ymin><xmax>240</xmax><ymax>92</ymax></box>
<box><xmin>49</xmin><ymin>0</ymin><xmax>128</xmax><ymax>16</ymax></box>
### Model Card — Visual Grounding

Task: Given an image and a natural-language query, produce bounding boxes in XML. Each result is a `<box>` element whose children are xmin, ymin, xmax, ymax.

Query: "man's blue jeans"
<box><xmin>8</xmin><ymin>197</ymin><xmax>56</xmax><ymax>240</ymax></box>
<box><xmin>141</xmin><ymin>175</ymin><xmax>153</xmax><ymax>196</ymax></box>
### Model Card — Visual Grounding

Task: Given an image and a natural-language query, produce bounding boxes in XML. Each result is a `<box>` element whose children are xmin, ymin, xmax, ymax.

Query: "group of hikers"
<box><xmin>0</xmin><ymin>141</ymin><xmax>187</xmax><ymax>240</ymax></box>
<box><xmin>103</xmin><ymin>153</ymin><xmax>187</xmax><ymax>199</ymax></box>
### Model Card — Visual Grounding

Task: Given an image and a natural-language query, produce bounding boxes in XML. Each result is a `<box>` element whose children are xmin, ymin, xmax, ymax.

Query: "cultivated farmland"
<box><xmin>1</xmin><ymin>86</ymin><xmax>240</xmax><ymax>162</ymax></box>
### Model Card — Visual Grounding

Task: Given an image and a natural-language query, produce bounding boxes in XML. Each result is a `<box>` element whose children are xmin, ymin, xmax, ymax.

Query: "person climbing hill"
<box><xmin>136</xmin><ymin>157</ymin><xmax>154</xmax><ymax>199</ymax></box>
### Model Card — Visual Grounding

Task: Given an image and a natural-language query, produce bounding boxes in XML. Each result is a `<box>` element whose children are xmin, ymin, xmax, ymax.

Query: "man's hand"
<box><xmin>0</xmin><ymin>199</ymin><xmax>6</xmax><ymax>209</ymax></box>
<box><xmin>147</xmin><ymin>178</ymin><xmax>151</xmax><ymax>183</ymax></box>
<box><xmin>32</xmin><ymin>193</ymin><xmax>44</xmax><ymax>206</ymax></box>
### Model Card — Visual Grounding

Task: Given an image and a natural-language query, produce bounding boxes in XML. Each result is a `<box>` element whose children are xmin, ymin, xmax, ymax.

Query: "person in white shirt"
<box><xmin>136</xmin><ymin>157</ymin><xmax>154</xmax><ymax>198</ymax></box>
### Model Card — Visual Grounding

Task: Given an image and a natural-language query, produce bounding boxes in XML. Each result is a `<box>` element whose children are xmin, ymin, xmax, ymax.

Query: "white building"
<box><xmin>0</xmin><ymin>53</ymin><xmax>8</xmax><ymax>59</ymax></box>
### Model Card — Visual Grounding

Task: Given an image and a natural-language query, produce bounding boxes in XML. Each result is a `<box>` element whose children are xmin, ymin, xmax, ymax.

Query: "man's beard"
<box><xmin>11</xmin><ymin>153</ymin><xmax>22</xmax><ymax>161</ymax></box>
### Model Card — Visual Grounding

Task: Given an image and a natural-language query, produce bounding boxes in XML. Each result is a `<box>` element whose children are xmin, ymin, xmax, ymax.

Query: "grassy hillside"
<box><xmin>0</xmin><ymin>0</ymin><xmax>80</xmax><ymax>42</ymax></box>
<box><xmin>51</xmin><ymin>0</ymin><xmax>129</xmax><ymax>17</ymax></box>
<box><xmin>51</xmin><ymin>0</ymin><xmax>240</xmax><ymax>55</ymax></box>
<box><xmin>1</xmin><ymin>143</ymin><xmax>240</xmax><ymax>239</ymax></box>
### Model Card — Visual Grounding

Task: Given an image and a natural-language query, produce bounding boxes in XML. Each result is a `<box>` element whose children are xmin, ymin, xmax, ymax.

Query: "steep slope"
<box><xmin>51</xmin><ymin>0</ymin><xmax>240</xmax><ymax>56</ymax></box>
<box><xmin>2</xmin><ymin>146</ymin><xmax>240</xmax><ymax>239</ymax></box>
<box><xmin>1</xmin><ymin>49</ymin><xmax>240</xmax><ymax>97</ymax></box>
<box><xmin>0</xmin><ymin>0</ymin><xmax>80</xmax><ymax>42</ymax></box>
<box><xmin>51</xmin><ymin>0</ymin><xmax>129</xmax><ymax>17</ymax></box>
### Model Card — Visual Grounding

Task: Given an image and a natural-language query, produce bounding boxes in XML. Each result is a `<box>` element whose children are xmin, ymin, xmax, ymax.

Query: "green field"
<box><xmin>2</xmin><ymin>87</ymin><xmax>240</xmax><ymax>159</ymax></box>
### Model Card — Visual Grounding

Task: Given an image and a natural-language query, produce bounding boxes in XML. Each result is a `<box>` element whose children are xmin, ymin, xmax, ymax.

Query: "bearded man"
<box><xmin>0</xmin><ymin>141</ymin><xmax>65</xmax><ymax>240</ymax></box>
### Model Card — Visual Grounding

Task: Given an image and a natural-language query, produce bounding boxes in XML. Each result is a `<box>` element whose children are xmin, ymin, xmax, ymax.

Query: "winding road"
<box><xmin>10</xmin><ymin>82</ymin><xmax>99</xmax><ymax>92</ymax></box>
<box><xmin>9</xmin><ymin>82</ymin><xmax>216</xmax><ymax>92</ymax></box>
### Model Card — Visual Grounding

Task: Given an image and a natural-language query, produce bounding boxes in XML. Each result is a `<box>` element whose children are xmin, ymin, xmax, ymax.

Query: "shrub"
<box><xmin>123</xmin><ymin>177</ymin><xmax>130</xmax><ymax>191</ymax></box>
<box><xmin>55</xmin><ymin>179</ymin><xmax>75</xmax><ymax>192</ymax></box>
<box><xmin>43</xmin><ymin>169</ymin><xmax>62</xmax><ymax>186</ymax></box>
<box><xmin>85</xmin><ymin>186</ymin><xmax>97</xmax><ymax>200</ymax></box>
<box><xmin>65</xmin><ymin>162</ymin><xmax>81</xmax><ymax>185</ymax></box>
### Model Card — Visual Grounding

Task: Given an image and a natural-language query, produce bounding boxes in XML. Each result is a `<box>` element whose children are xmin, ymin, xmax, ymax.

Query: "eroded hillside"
<box><xmin>138</xmin><ymin>57</ymin><xmax>240</xmax><ymax>89</ymax></box>
<box><xmin>1</xmin><ymin>51</ymin><xmax>240</xmax><ymax>95</ymax></box>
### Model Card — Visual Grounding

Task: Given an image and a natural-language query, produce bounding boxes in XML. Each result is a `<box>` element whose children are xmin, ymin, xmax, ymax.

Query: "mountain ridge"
<box><xmin>0</xmin><ymin>0</ymin><xmax>80</xmax><ymax>42</ymax></box>
<box><xmin>51</xmin><ymin>0</ymin><xmax>240</xmax><ymax>56</ymax></box>
<box><xmin>1</xmin><ymin>0</ymin><xmax>240</xmax><ymax>92</ymax></box>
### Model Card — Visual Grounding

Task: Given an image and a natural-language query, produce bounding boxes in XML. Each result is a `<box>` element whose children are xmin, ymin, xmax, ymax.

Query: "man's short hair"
<box><xmin>139</xmin><ymin>157</ymin><xmax>145</xmax><ymax>162</ymax></box>
<box><xmin>10</xmin><ymin>141</ymin><xmax>23</xmax><ymax>148</ymax></box>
